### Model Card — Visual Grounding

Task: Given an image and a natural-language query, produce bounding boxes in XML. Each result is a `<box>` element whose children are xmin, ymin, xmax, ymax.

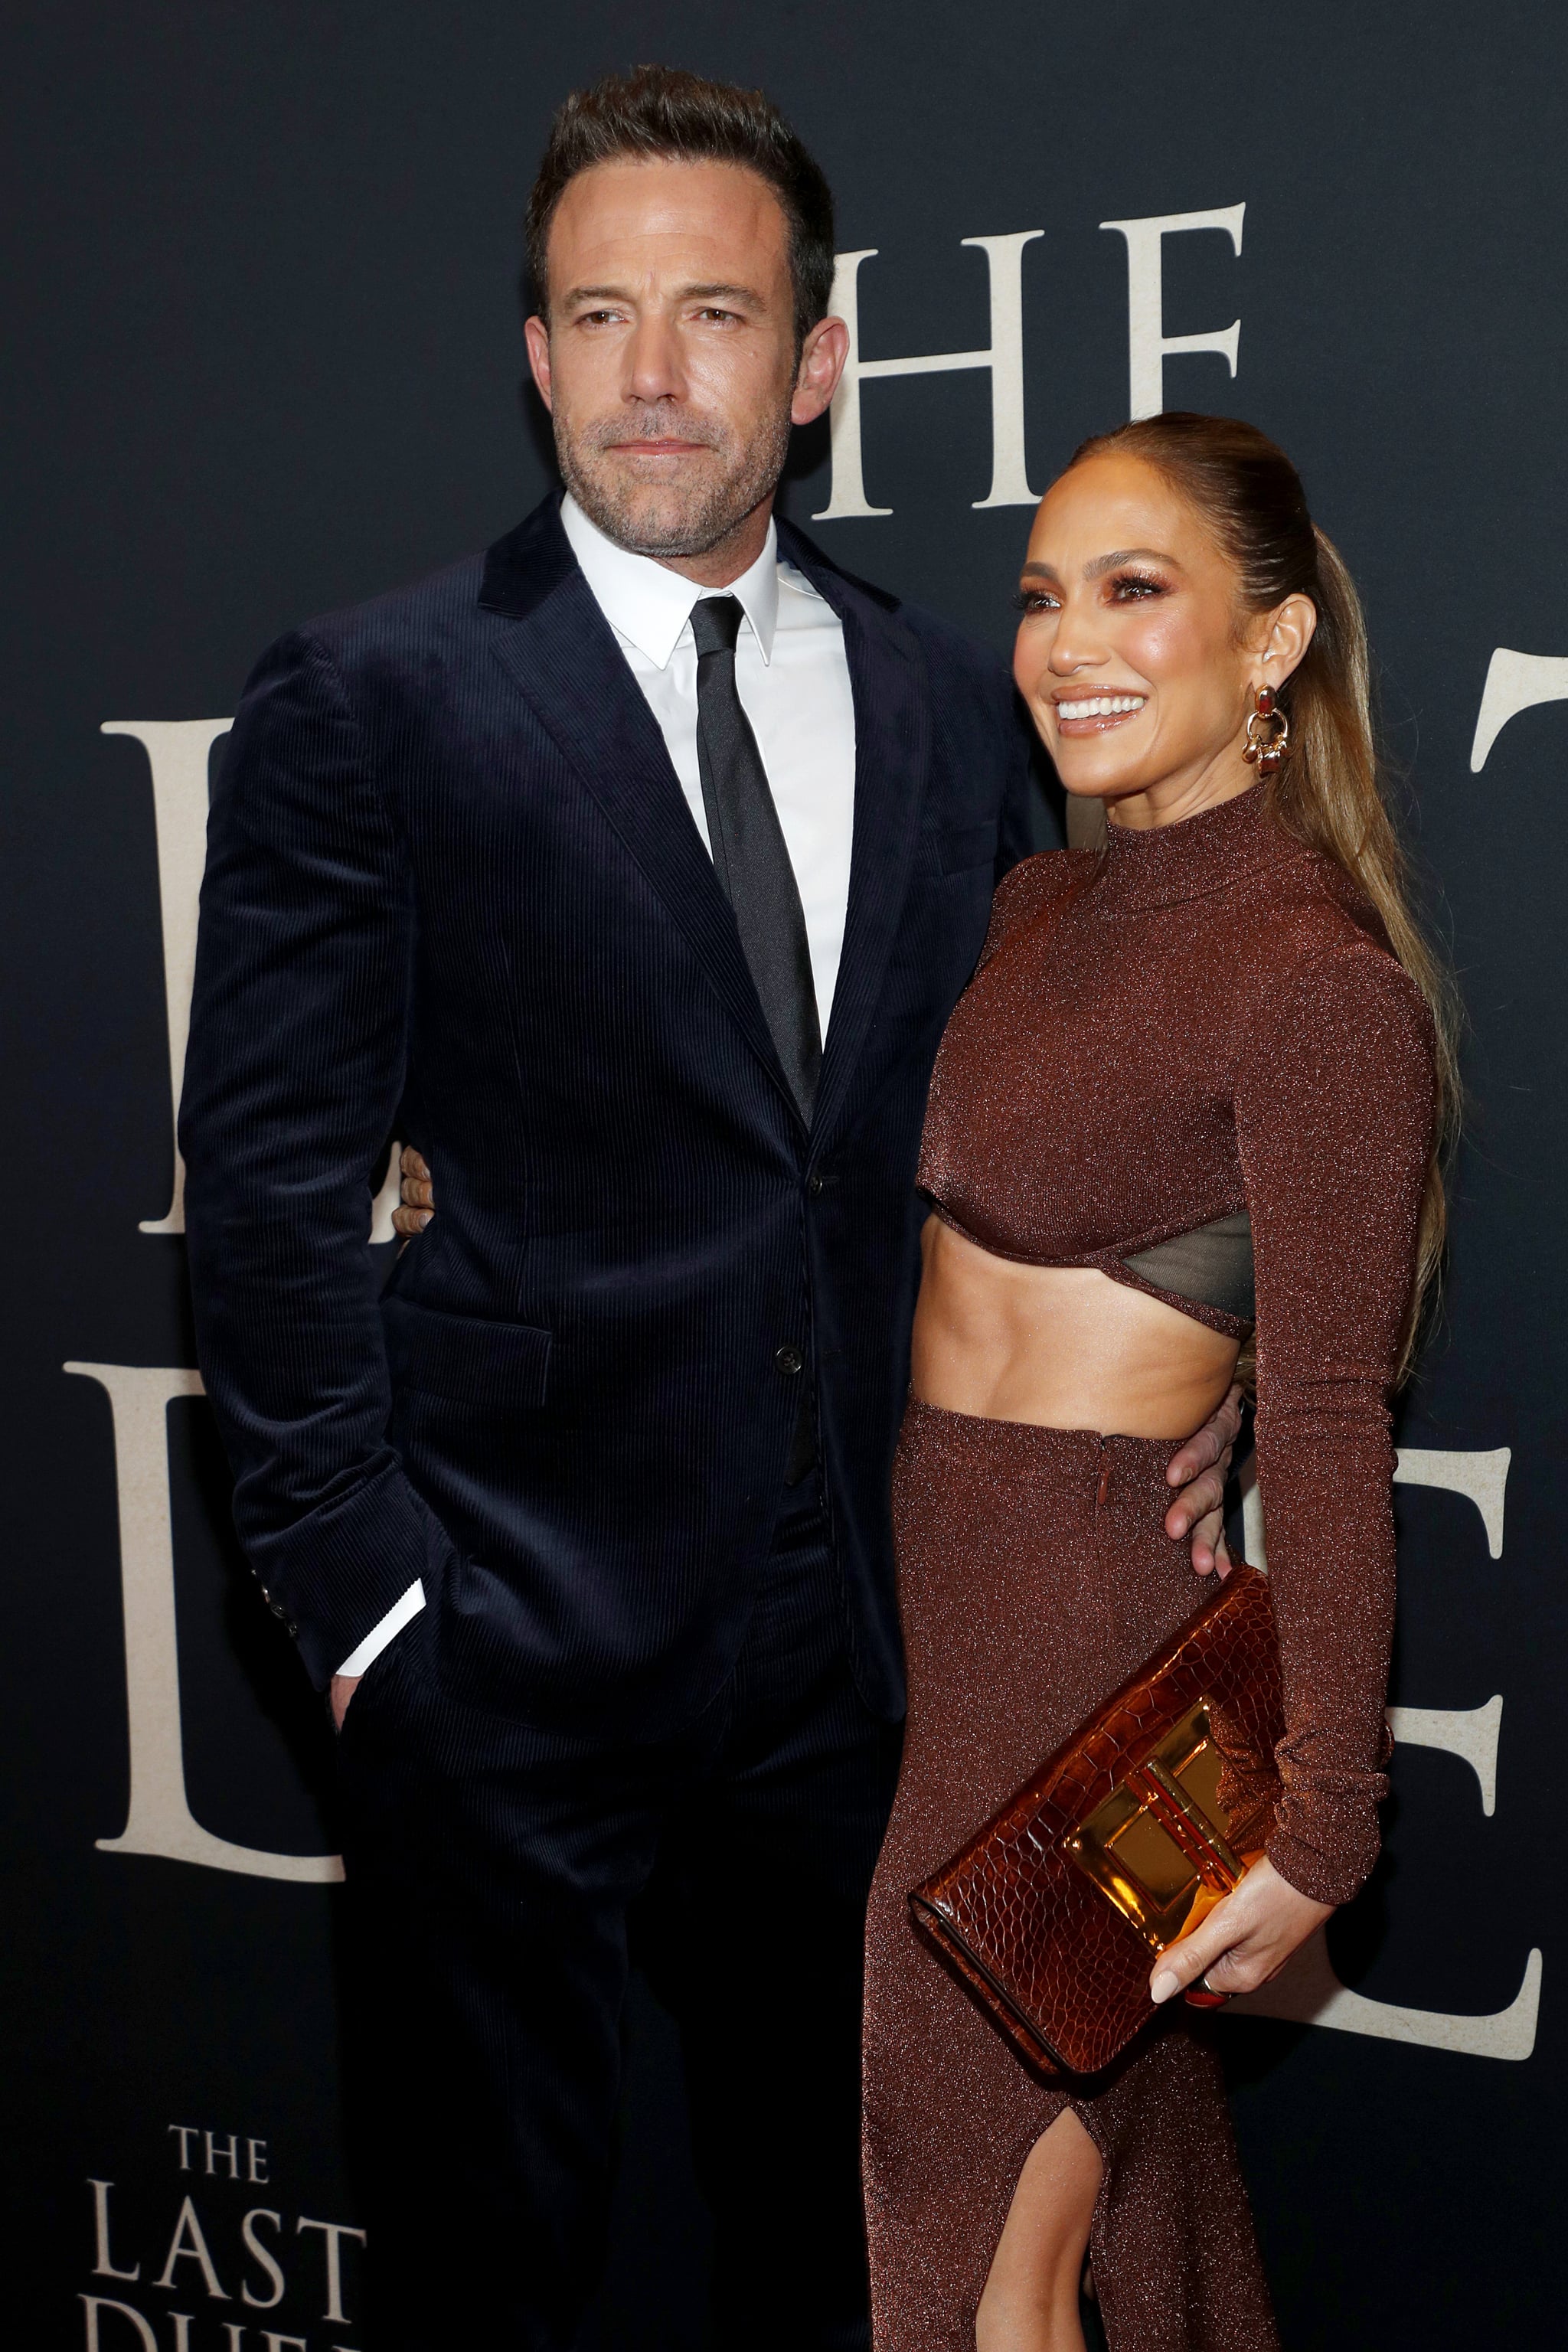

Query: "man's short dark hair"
<box><xmin>525</xmin><ymin>64</ymin><xmax>836</xmax><ymax>350</ymax></box>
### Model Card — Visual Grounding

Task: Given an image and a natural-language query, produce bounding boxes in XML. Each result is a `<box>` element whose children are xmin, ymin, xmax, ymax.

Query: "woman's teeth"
<box><xmin>1055</xmin><ymin>695</ymin><xmax>1147</xmax><ymax>720</ymax></box>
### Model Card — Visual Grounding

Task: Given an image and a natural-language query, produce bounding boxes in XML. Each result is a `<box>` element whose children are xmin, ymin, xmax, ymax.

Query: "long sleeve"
<box><xmin>1234</xmin><ymin>941</ymin><xmax>1436</xmax><ymax>1903</ymax></box>
<box><xmin>180</xmin><ymin>628</ymin><xmax>441</xmax><ymax>1688</ymax></box>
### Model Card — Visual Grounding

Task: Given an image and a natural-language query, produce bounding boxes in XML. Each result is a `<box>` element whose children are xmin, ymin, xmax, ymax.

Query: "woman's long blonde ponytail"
<box><xmin>1070</xmin><ymin>413</ymin><xmax>1462</xmax><ymax>1377</ymax></box>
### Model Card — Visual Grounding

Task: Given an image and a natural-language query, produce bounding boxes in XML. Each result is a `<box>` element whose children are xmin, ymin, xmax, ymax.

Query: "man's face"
<box><xmin>525</xmin><ymin>157</ymin><xmax>840</xmax><ymax>563</ymax></box>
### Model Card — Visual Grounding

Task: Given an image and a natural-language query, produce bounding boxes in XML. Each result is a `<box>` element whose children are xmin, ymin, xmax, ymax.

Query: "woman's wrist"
<box><xmin>1263</xmin><ymin>1826</ymin><xmax>1371</xmax><ymax>1912</ymax></box>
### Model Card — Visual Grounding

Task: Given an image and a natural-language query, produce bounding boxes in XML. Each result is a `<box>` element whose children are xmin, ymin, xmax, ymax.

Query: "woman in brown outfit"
<box><xmin>861</xmin><ymin>415</ymin><xmax>1455</xmax><ymax>2351</ymax></box>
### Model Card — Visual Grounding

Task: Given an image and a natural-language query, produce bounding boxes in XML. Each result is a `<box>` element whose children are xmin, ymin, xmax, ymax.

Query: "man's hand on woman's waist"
<box><xmin>1163</xmin><ymin>1382</ymin><xmax>1244</xmax><ymax>1576</ymax></box>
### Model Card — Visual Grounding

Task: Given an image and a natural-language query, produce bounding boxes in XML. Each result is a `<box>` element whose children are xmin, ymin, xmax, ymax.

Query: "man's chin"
<box><xmin>562</xmin><ymin>448</ymin><xmax>756</xmax><ymax>557</ymax></box>
<box><xmin>610</xmin><ymin>512</ymin><xmax>714</xmax><ymax>560</ymax></box>
<box><xmin>578</xmin><ymin>483</ymin><xmax>726</xmax><ymax>559</ymax></box>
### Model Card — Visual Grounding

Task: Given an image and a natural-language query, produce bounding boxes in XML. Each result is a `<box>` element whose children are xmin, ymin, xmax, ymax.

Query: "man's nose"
<box><xmin>623</xmin><ymin>311</ymin><xmax>687</xmax><ymax>404</ymax></box>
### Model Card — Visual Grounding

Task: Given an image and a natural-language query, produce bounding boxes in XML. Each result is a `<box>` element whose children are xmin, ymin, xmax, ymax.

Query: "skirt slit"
<box><xmin>863</xmin><ymin>1396</ymin><xmax>1278</xmax><ymax>2352</ymax></box>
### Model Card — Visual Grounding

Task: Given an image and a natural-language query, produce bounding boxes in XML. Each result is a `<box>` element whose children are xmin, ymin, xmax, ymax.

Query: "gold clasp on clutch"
<box><xmin>1064</xmin><ymin>1700</ymin><xmax>1244</xmax><ymax>1953</ymax></box>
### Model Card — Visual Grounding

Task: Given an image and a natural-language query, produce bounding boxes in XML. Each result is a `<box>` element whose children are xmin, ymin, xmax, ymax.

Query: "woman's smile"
<box><xmin>1052</xmin><ymin>691</ymin><xmax>1148</xmax><ymax>734</ymax></box>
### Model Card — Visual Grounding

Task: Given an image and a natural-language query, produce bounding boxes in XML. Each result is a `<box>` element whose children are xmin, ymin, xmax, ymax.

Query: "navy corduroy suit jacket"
<box><xmin>180</xmin><ymin>495</ymin><xmax>1034</xmax><ymax>1733</ymax></box>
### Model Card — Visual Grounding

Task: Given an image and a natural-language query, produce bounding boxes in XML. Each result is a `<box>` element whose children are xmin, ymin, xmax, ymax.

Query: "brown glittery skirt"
<box><xmin>863</xmin><ymin>1397</ymin><xmax>1279</xmax><ymax>2352</ymax></box>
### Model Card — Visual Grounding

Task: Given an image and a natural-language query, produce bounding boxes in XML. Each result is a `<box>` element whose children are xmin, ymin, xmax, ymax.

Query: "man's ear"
<box><xmin>792</xmin><ymin>315</ymin><xmax>849</xmax><ymax>428</ymax></box>
<box><xmin>524</xmin><ymin>314</ymin><xmax>554</xmax><ymax>413</ymax></box>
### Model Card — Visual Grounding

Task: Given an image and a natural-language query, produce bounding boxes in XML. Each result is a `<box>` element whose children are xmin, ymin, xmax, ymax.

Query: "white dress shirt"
<box><xmin>337</xmin><ymin>494</ymin><xmax>858</xmax><ymax>1679</ymax></box>
<box><xmin>560</xmin><ymin>492</ymin><xmax>857</xmax><ymax>1021</ymax></box>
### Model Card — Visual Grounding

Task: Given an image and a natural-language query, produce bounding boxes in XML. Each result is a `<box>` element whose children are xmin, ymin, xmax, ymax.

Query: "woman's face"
<box><xmin>1012</xmin><ymin>451</ymin><xmax>1301</xmax><ymax>825</ymax></box>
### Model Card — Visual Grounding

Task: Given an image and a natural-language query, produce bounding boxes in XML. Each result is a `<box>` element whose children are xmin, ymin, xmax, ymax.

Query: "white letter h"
<box><xmin>814</xmin><ymin>233</ymin><xmax>1044</xmax><ymax>521</ymax></box>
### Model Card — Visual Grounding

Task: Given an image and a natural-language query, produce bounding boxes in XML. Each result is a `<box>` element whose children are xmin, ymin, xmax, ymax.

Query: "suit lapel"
<box><xmin>480</xmin><ymin>499</ymin><xmax>795</xmax><ymax>1112</ymax></box>
<box><xmin>777</xmin><ymin>521</ymin><xmax>933</xmax><ymax>1146</ymax></box>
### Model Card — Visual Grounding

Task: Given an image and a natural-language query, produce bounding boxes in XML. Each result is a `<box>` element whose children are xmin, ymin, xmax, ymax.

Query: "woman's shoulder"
<box><xmin>1242</xmin><ymin>846</ymin><xmax>1435</xmax><ymax>1063</ymax></box>
<box><xmin>1258</xmin><ymin>832</ymin><xmax>1392</xmax><ymax>942</ymax></box>
<box><xmin>1257</xmin><ymin>839</ymin><xmax>1390</xmax><ymax>949</ymax></box>
<box><xmin>980</xmin><ymin>847</ymin><xmax>1094</xmax><ymax>960</ymax></box>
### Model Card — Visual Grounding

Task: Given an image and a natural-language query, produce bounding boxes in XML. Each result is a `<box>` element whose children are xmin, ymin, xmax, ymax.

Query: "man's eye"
<box><xmin>695</xmin><ymin>307</ymin><xmax>740</xmax><ymax>325</ymax></box>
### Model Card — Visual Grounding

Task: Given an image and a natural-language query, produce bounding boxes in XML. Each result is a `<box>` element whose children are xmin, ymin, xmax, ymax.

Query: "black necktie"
<box><xmin>690</xmin><ymin>595</ymin><xmax>823</xmax><ymax>1121</ymax></box>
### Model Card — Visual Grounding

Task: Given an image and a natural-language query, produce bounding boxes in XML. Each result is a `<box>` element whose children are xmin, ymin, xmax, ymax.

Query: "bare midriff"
<box><xmin>910</xmin><ymin>1215</ymin><xmax>1242</xmax><ymax>1440</ymax></box>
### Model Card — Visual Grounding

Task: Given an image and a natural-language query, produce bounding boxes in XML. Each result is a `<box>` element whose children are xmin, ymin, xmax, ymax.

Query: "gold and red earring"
<box><xmin>1242</xmin><ymin>684</ymin><xmax>1291</xmax><ymax>777</ymax></box>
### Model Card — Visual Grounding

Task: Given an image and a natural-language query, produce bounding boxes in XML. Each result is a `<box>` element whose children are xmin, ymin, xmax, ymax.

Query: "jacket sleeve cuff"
<box><xmin>241</xmin><ymin>1458</ymin><xmax>448</xmax><ymax>1690</ymax></box>
<box><xmin>336</xmin><ymin>1579</ymin><xmax>426</xmax><ymax>1677</ymax></box>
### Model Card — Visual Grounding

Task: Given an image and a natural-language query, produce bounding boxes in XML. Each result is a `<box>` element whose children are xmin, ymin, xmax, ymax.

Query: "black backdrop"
<box><xmin>5</xmin><ymin>4</ymin><xmax>1565</xmax><ymax>2344</ymax></box>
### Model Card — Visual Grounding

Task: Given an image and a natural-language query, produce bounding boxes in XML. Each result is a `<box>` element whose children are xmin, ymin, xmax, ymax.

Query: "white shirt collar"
<box><xmin>560</xmin><ymin>492</ymin><xmax>779</xmax><ymax>669</ymax></box>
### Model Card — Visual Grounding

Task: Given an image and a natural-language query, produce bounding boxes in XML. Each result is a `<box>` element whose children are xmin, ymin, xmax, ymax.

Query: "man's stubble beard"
<box><xmin>557</xmin><ymin>400</ymin><xmax>794</xmax><ymax>560</ymax></box>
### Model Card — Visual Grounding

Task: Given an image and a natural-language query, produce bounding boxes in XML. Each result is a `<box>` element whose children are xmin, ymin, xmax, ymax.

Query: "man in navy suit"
<box><xmin>181</xmin><ymin>65</ymin><xmax>1236</xmax><ymax>2352</ymax></box>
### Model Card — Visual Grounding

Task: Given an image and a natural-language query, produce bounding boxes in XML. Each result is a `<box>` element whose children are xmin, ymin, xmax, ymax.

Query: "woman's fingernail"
<box><xmin>1150</xmin><ymin>1971</ymin><xmax>1178</xmax><ymax>2004</ymax></box>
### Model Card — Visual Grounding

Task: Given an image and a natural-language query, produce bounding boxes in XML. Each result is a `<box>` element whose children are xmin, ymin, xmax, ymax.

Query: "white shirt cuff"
<box><xmin>337</xmin><ymin>1579</ymin><xmax>426</xmax><ymax>1677</ymax></box>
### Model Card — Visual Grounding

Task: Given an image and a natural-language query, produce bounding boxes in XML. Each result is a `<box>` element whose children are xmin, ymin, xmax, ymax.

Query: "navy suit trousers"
<box><xmin>337</xmin><ymin>1478</ymin><xmax>903</xmax><ymax>2350</ymax></box>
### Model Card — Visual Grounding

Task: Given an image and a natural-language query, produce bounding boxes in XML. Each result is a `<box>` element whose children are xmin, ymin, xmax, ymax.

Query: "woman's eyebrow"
<box><xmin>1019</xmin><ymin>546</ymin><xmax>1180</xmax><ymax>583</ymax></box>
<box><xmin>1083</xmin><ymin>546</ymin><xmax>1178</xmax><ymax>578</ymax></box>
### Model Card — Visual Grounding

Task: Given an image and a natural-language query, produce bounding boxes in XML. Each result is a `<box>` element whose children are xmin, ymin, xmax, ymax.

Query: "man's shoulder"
<box><xmin>298</xmin><ymin>549</ymin><xmax>488</xmax><ymax>658</ymax></box>
<box><xmin>897</xmin><ymin>594</ymin><xmax>1013</xmax><ymax>694</ymax></box>
<box><xmin>293</xmin><ymin>493</ymin><xmax>565</xmax><ymax>665</ymax></box>
<box><xmin>776</xmin><ymin>517</ymin><xmax>1011</xmax><ymax>690</ymax></box>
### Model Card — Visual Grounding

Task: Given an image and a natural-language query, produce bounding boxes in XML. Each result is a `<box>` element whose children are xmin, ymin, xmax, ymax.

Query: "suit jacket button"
<box><xmin>806</xmin><ymin>1173</ymin><xmax>825</xmax><ymax>1197</ymax></box>
<box><xmin>269</xmin><ymin>1600</ymin><xmax>287</xmax><ymax>1620</ymax></box>
<box><xmin>775</xmin><ymin>1344</ymin><xmax>804</xmax><ymax>1376</ymax></box>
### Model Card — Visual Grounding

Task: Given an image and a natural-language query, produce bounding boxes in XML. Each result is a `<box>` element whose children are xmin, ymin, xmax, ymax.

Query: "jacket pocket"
<box><xmin>382</xmin><ymin>1295</ymin><xmax>553</xmax><ymax>1412</ymax></box>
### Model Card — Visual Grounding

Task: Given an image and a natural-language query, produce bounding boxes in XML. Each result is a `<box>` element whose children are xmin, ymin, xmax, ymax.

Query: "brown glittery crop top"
<box><xmin>917</xmin><ymin>786</ymin><xmax>1437</xmax><ymax>1905</ymax></box>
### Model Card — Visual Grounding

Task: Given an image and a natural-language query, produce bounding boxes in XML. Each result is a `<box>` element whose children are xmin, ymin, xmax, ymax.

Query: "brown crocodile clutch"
<box><xmin>908</xmin><ymin>1563</ymin><xmax>1283</xmax><ymax>2081</ymax></box>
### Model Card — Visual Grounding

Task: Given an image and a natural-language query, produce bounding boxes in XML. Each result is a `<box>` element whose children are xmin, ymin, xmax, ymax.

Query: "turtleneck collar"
<box><xmin>1093</xmin><ymin>783</ymin><xmax>1291</xmax><ymax>912</ymax></box>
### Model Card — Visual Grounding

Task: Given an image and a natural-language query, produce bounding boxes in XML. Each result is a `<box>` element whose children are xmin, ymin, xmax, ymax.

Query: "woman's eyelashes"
<box><xmin>1014</xmin><ymin>572</ymin><xmax>1171</xmax><ymax>615</ymax></box>
<box><xmin>1106</xmin><ymin>570</ymin><xmax>1170</xmax><ymax>602</ymax></box>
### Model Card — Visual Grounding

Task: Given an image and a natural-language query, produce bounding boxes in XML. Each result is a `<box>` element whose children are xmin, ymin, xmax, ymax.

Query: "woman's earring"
<box><xmin>1242</xmin><ymin>684</ymin><xmax>1291</xmax><ymax>778</ymax></box>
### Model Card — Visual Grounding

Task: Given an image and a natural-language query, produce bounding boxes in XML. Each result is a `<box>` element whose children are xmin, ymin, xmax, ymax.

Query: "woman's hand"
<box><xmin>392</xmin><ymin>1145</ymin><xmax>434</xmax><ymax>1237</ymax></box>
<box><xmin>1148</xmin><ymin>1855</ymin><xmax>1332</xmax><ymax>2005</ymax></box>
